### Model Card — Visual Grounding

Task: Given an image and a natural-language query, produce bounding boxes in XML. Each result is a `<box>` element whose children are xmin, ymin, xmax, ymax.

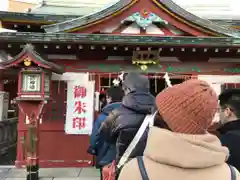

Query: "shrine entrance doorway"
<box><xmin>148</xmin><ymin>74</ymin><xmax>185</xmax><ymax>96</ymax></box>
<box><xmin>97</xmin><ymin>73</ymin><xmax>186</xmax><ymax>96</ymax></box>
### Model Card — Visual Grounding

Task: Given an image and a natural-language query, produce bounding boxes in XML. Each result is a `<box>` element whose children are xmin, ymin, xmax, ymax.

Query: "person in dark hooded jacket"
<box><xmin>88</xmin><ymin>86</ymin><xmax>124</xmax><ymax>179</ymax></box>
<box><xmin>217</xmin><ymin>88</ymin><xmax>240</xmax><ymax>171</ymax></box>
<box><xmin>99</xmin><ymin>73</ymin><xmax>155</xmax><ymax>166</ymax></box>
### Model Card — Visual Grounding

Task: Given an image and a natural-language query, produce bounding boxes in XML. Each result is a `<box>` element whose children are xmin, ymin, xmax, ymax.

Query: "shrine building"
<box><xmin>0</xmin><ymin>0</ymin><xmax>240</xmax><ymax>168</ymax></box>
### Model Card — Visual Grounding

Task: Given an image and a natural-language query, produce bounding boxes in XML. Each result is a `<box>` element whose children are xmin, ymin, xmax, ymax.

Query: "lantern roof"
<box><xmin>1</xmin><ymin>44</ymin><xmax>64</xmax><ymax>74</ymax></box>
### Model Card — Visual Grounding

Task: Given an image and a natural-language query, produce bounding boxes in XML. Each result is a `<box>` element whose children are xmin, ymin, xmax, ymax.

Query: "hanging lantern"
<box><xmin>2</xmin><ymin>44</ymin><xmax>64</xmax><ymax>101</ymax></box>
<box><xmin>20</xmin><ymin>65</ymin><xmax>51</xmax><ymax>99</ymax></box>
<box><xmin>132</xmin><ymin>50</ymin><xmax>160</xmax><ymax>71</ymax></box>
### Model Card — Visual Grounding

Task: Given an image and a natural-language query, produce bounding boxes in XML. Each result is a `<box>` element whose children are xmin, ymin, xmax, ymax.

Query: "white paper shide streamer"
<box><xmin>163</xmin><ymin>72</ymin><xmax>172</xmax><ymax>87</ymax></box>
<box><xmin>112</xmin><ymin>71</ymin><xmax>125</xmax><ymax>86</ymax></box>
<box><xmin>118</xmin><ymin>71</ymin><xmax>124</xmax><ymax>81</ymax></box>
<box><xmin>112</xmin><ymin>79</ymin><xmax>120</xmax><ymax>86</ymax></box>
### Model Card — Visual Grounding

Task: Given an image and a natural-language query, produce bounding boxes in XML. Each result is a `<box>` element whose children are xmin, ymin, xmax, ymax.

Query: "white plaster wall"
<box><xmin>146</xmin><ymin>24</ymin><xmax>164</xmax><ymax>35</ymax></box>
<box><xmin>198</xmin><ymin>75</ymin><xmax>240</xmax><ymax>84</ymax></box>
<box><xmin>121</xmin><ymin>23</ymin><xmax>140</xmax><ymax>34</ymax></box>
<box><xmin>52</xmin><ymin>72</ymin><xmax>89</xmax><ymax>82</ymax></box>
<box><xmin>198</xmin><ymin>75</ymin><xmax>240</xmax><ymax>96</ymax></box>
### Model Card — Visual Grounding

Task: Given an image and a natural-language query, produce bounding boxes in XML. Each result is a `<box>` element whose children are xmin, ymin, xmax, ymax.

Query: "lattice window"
<box><xmin>97</xmin><ymin>73</ymin><xmax>189</xmax><ymax>94</ymax></box>
<box><xmin>98</xmin><ymin>73</ymin><xmax>118</xmax><ymax>91</ymax></box>
<box><xmin>221</xmin><ymin>83</ymin><xmax>240</xmax><ymax>91</ymax></box>
<box><xmin>43</xmin><ymin>81</ymin><xmax>67</xmax><ymax>121</ymax></box>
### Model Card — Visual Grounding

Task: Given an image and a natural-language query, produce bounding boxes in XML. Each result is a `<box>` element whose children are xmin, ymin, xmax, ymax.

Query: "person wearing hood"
<box><xmin>87</xmin><ymin>86</ymin><xmax>124</xmax><ymax>178</ymax></box>
<box><xmin>217</xmin><ymin>89</ymin><xmax>240</xmax><ymax>171</ymax></box>
<box><xmin>99</xmin><ymin>73</ymin><xmax>155</xmax><ymax>165</ymax></box>
<box><xmin>118</xmin><ymin>79</ymin><xmax>239</xmax><ymax>180</ymax></box>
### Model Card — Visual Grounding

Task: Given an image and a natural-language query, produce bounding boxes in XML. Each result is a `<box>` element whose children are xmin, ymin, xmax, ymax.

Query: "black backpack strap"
<box><xmin>137</xmin><ymin>156</ymin><xmax>149</xmax><ymax>180</ymax></box>
<box><xmin>229</xmin><ymin>164</ymin><xmax>236</xmax><ymax>180</ymax></box>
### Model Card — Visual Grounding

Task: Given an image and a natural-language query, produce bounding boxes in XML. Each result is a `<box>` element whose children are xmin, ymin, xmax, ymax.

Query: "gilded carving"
<box><xmin>132</xmin><ymin>50</ymin><xmax>160</xmax><ymax>70</ymax></box>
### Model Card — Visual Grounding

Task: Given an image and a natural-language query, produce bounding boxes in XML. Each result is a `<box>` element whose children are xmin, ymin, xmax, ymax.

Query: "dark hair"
<box><xmin>99</xmin><ymin>93</ymin><xmax>106</xmax><ymax>100</ymax></box>
<box><xmin>154</xmin><ymin>111</ymin><xmax>171</xmax><ymax>131</ymax></box>
<box><xmin>221</xmin><ymin>95</ymin><xmax>240</xmax><ymax>118</ymax></box>
<box><xmin>106</xmin><ymin>86</ymin><xmax>124</xmax><ymax>103</ymax></box>
<box><xmin>219</xmin><ymin>89</ymin><xmax>240</xmax><ymax>118</ymax></box>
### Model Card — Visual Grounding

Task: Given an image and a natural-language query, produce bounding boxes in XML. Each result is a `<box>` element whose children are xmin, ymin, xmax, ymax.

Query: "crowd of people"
<box><xmin>88</xmin><ymin>72</ymin><xmax>240</xmax><ymax>180</ymax></box>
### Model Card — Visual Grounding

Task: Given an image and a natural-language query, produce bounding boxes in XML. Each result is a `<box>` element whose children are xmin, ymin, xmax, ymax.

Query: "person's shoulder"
<box><xmin>218</xmin><ymin>131</ymin><xmax>240</xmax><ymax>146</ymax></box>
<box><xmin>102</xmin><ymin>102</ymin><xmax>122</xmax><ymax>113</ymax></box>
<box><xmin>224</xmin><ymin>164</ymin><xmax>240</xmax><ymax>180</ymax></box>
<box><xmin>118</xmin><ymin>158</ymin><xmax>142</xmax><ymax>180</ymax></box>
<box><xmin>220</xmin><ymin>130</ymin><xmax>240</xmax><ymax>138</ymax></box>
<box><xmin>234</xmin><ymin>166</ymin><xmax>240</xmax><ymax>180</ymax></box>
<box><xmin>95</xmin><ymin>113</ymin><xmax>107</xmax><ymax>123</ymax></box>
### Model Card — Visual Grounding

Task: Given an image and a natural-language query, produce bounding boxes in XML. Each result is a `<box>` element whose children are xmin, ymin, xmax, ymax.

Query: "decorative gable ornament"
<box><xmin>123</xmin><ymin>10</ymin><xmax>168</xmax><ymax>30</ymax></box>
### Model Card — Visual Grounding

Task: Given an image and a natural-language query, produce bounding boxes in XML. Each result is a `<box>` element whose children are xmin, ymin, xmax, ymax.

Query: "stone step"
<box><xmin>0</xmin><ymin>167</ymin><xmax>100</xmax><ymax>180</ymax></box>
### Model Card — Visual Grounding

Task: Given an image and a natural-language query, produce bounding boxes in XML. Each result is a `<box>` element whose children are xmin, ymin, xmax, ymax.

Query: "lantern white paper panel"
<box><xmin>65</xmin><ymin>80</ymin><xmax>95</xmax><ymax>135</ymax></box>
<box><xmin>22</xmin><ymin>74</ymin><xmax>41</xmax><ymax>92</ymax></box>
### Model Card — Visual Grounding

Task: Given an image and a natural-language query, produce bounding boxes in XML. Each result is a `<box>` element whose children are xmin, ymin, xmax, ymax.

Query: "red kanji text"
<box><xmin>72</xmin><ymin>117</ymin><xmax>86</xmax><ymax>129</ymax></box>
<box><xmin>74</xmin><ymin>86</ymin><xmax>87</xmax><ymax>98</ymax></box>
<box><xmin>74</xmin><ymin>101</ymin><xmax>86</xmax><ymax>114</ymax></box>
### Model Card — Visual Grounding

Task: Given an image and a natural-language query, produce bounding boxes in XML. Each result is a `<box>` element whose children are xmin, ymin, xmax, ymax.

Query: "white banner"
<box><xmin>65</xmin><ymin>80</ymin><xmax>95</xmax><ymax>134</ymax></box>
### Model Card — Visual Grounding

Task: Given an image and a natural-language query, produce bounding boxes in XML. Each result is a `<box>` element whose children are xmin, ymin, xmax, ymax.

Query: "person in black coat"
<box><xmin>88</xmin><ymin>86</ymin><xmax>124</xmax><ymax>180</ymax></box>
<box><xmin>217</xmin><ymin>88</ymin><xmax>240</xmax><ymax>171</ymax></box>
<box><xmin>99</xmin><ymin>73</ymin><xmax>155</xmax><ymax>166</ymax></box>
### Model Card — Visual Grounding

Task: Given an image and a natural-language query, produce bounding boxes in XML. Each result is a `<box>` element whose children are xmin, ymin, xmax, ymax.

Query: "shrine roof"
<box><xmin>29</xmin><ymin>1</ymin><xmax>107</xmax><ymax>16</ymax></box>
<box><xmin>0</xmin><ymin>5</ymin><xmax>240</xmax><ymax>30</ymax></box>
<box><xmin>42</xmin><ymin>0</ymin><xmax>240</xmax><ymax>37</ymax></box>
<box><xmin>211</xmin><ymin>19</ymin><xmax>240</xmax><ymax>28</ymax></box>
<box><xmin>2</xmin><ymin>44</ymin><xmax>64</xmax><ymax>74</ymax></box>
<box><xmin>0</xmin><ymin>32</ymin><xmax>240</xmax><ymax>47</ymax></box>
<box><xmin>0</xmin><ymin>11</ymin><xmax>79</xmax><ymax>23</ymax></box>
<box><xmin>30</xmin><ymin>2</ymin><xmax>105</xmax><ymax>17</ymax></box>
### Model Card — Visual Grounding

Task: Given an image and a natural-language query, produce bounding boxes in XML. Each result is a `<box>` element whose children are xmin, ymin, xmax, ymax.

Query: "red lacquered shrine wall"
<box><xmin>16</xmin><ymin>81</ymin><xmax>94</xmax><ymax>168</ymax></box>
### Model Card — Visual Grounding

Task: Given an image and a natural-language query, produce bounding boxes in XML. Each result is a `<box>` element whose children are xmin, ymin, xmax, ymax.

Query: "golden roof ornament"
<box><xmin>132</xmin><ymin>50</ymin><xmax>160</xmax><ymax>71</ymax></box>
<box><xmin>23</xmin><ymin>58</ymin><xmax>32</xmax><ymax>67</ymax></box>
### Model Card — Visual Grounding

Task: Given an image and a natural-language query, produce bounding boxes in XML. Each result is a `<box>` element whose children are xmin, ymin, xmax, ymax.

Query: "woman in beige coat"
<box><xmin>118</xmin><ymin>79</ymin><xmax>239</xmax><ymax>180</ymax></box>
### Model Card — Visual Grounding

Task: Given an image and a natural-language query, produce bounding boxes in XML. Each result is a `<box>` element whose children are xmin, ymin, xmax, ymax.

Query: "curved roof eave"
<box><xmin>42</xmin><ymin>0</ymin><xmax>240</xmax><ymax>37</ymax></box>
<box><xmin>42</xmin><ymin>0</ymin><xmax>134</xmax><ymax>33</ymax></box>
<box><xmin>157</xmin><ymin>0</ymin><xmax>240</xmax><ymax>37</ymax></box>
<box><xmin>0</xmin><ymin>11</ymin><xmax>79</xmax><ymax>23</ymax></box>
